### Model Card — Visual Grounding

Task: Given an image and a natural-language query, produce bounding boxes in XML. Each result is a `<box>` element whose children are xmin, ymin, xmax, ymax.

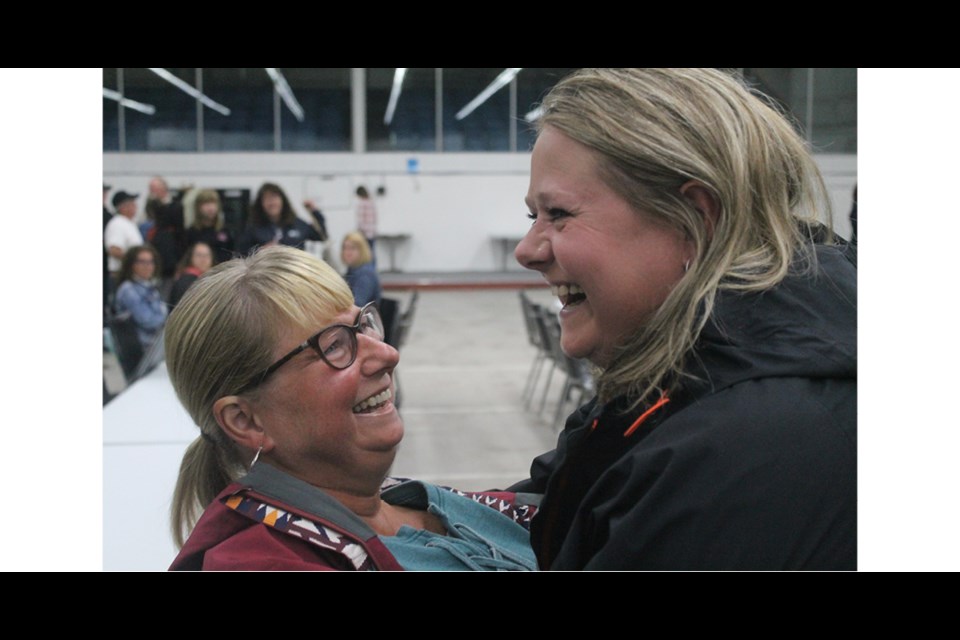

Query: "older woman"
<box><xmin>166</xmin><ymin>246</ymin><xmax>536</xmax><ymax>571</ymax></box>
<box><xmin>512</xmin><ymin>68</ymin><xmax>856</xmax><ymax>570</ymax></box>
<box><xmin>340</xmin><ymin>231</ymin><xmax>382</xmax><ymax>307</ymax></box>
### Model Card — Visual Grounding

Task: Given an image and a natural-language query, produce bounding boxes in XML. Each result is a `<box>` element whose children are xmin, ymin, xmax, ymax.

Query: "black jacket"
<box><xmin>510</xmin><ymin>244</ymin><xmax>857</xmax><ymax>570</ymax></box>
<box><xmin>237</xmin><ymin>209</ymin><xmax>328</xmax><ymax>256</ymax></box>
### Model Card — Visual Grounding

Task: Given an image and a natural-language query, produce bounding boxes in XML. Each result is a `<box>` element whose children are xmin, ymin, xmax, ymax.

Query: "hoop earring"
<box><xmin>683</xmin><ymin>260</ymin><xmax>690</xmax><ymax>273</ymax></box>
<box><xmin>250</xmin><ymin>445</ymin><xmax>262</xmax><ymax>467</ymax></box>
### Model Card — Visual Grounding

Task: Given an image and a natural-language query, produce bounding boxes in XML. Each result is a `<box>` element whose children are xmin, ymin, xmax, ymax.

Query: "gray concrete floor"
<box><xmin>385</xmin><ymin>287</ymin><xmax>569</xmax><ymax>491</ymax></box>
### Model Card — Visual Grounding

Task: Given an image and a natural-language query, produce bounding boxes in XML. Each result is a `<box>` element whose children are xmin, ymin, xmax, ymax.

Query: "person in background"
<box><xmin>105</xmin><ymin>190</ymin><xmax>144</xmax><ymax>284</ymax></box>
<box><xmin>103</xmin><ymin>184</ymin><xmax>114</xmax><ymax>309</ymax></box>
<box><xmin>237</xmin><ymin>183</ymin><xmax>327</xmax><ymax>255</ymax></box>
<box><xmin>510</xmin><ymin>68</ymin><xmax>856</xmax><ymax>570</ymax></box>
<box><xmin>140</xmin><ymin>199</ymin><xmax>156</xmax><ymax>242</ymax></box>
<box><xmin>114</xmin><ymin>244</ymin><xmax>168</xmax><ymax>350</ymax></box>
<box><xmin>168</xmin><ymin>241</ymin><xmax>215</xmax><ymax>309</ymax></box>
<box><xmin>355</xmin><ymin>185</ymin><xmax>377</xmax><ymax>258</ymax></box>
<box><xmin>186</xmin><ymin>189</ymin><xmax>235</xmax><ymax>264</ymax></box>
<box><xmin>166</xmin><ymin>246</ymin><xmax>537</xmax><ymax>571</ymax></box>
<box><xmin>340</xmin><ymin>231</ymin><xmax>382</xmax><ymax>307</ymax></box>
<box><xmin>146</xmin><ymin>177</ymin><xmax>187</xmax><ymax>284</ymax></box>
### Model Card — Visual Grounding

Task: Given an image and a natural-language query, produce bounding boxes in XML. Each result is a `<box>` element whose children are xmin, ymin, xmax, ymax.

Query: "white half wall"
<box><xmin>104</xmin><ymin>152</ymin><xmax>857</xmax><ymax>273</ymax></box>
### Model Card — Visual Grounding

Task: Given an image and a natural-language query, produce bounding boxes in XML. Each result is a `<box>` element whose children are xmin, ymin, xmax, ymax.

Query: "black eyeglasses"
<box><xmin>237</xmin><ymin>302</ymin><xmax>384</xmax><ymax>394</ymax></box>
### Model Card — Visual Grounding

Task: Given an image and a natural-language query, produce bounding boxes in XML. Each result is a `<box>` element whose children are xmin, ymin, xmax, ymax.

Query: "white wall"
<box><xmin>104</xmin><ymin>152</ymin><xmax>857</xmax><ymax>273</ymax></box>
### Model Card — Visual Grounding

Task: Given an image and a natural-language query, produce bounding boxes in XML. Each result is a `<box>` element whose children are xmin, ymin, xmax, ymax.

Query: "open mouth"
<box><xmin>353</xmin><ymin>388</ymin><xmax>392</xmax><ymax>414</ymax></box>
<box><xmin>552</xmin><ymin>283</ymin><xmax>587</xmax><ymax>308</ymax></box>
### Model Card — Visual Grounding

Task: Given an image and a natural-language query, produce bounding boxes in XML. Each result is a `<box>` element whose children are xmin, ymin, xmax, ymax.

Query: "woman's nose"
<box><xmin>515</xmin><ymin>225</ymin><xmax>549</xmax><ymax>271</ymax></box>
<box><xmin>359</xmin><ymin>333</ymin><xmax>400</xmax><ymax>374</ymax></box>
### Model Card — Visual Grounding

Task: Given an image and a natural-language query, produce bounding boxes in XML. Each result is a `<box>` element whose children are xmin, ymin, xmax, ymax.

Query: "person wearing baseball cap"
<box><xmin>105</xmin><ymin>190</ymin><xmax>144</xmax><ymax>278</ymax></box>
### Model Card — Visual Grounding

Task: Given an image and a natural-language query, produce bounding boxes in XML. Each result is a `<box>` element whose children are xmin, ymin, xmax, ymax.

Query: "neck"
<box><xmin>323</xmin><ymin>487</ymin><xmax>399</xmax><ymax>535</ymax></box>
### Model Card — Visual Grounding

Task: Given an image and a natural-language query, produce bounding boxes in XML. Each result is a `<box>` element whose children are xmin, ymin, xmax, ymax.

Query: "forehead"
<box><xmin>526</xmin><ymin>126</ymin><xmax>604</xmax><ymax>204</ymax></box>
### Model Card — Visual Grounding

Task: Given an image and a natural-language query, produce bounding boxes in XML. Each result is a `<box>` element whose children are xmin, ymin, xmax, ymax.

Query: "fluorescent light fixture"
<box><xmin>148</xmin><ymin>67</ymin><xmax>231</xmax><ymax>116</ymax></box>
<box><xmin>265</xmin><ymin>68</ymin><xmax>305</xmax><ymax>122</ymax></box>
<box><xmin>384</xmin><ymin>68</ymin><xmax>407</xmax><ymax>126</ymax></box>
<box><xmin>455</xmin><ymin>68</ymin><xmax>522</xmax><ymax>120</ymax></box>
<box><xmin>102</xmin><ymin>88</ymin><xmax>156</xmax><ymax>115</ymax></box>
<box><xmin>524</xmin><ymin>106</ymin><xmax>543</xmax><ymax>122</ymax></box>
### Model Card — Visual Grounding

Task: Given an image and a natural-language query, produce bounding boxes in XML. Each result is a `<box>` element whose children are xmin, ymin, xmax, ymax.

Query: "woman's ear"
<box><xmin>680</xmin><ymin>180</ymin><xmax>721</xmax><ymax>240</ymax></box>
<box><xmin>213</xmin><ymin>396</ymin><xmax>265</xmax><ymax>451</ymax></box>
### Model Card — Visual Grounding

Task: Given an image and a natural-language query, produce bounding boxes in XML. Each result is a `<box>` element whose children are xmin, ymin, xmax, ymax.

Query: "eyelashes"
<box><xmin>527</xmin><ymin>208</ymin><xmax>571</xmax><ymax>221</ymax></box>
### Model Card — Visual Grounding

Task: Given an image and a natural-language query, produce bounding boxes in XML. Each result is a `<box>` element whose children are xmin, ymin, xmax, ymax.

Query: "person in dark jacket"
<box><xmin>168</xmin><ymin>241</ymin><xmax>214</xmax><ymax>309</ymax></box>
<box><xmin>165</xmin><ymin>246</ymin><xmax>538</xmax><ymax>571</ymax></box>
<box><xmin>237</xmin><ymin>183</ymin><xmax>327</xmax><ymax>255</ymax></box>
<box><xmin>146</xmin><ymin>176</ymin><xmax>186</xmax><ymax>281</ymax></box>
<box><xmin>510</xmin><ymin>68</ymin><xmax>856</xmax><ymax>571</ymax></box>
<box><xmin>186</xmin><ymin>189</ymin><xmax>235</xmax><ymax>264</ymax></box>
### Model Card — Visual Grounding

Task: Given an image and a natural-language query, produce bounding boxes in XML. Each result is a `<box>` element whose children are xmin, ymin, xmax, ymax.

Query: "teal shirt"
<box><xmin>380</xmin><ymin>481</ymin><xmax>537</xmax><ymax>571</ymax></box>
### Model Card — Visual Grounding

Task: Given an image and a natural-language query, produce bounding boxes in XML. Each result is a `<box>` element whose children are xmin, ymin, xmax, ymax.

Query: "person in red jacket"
<box><xmin>166</xmin><ymin>246</ymin><xmax>537</xmax><ymax>571</ymax></box>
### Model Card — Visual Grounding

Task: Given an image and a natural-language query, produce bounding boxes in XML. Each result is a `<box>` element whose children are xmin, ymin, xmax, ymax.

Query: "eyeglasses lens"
<box><xmin>314</xmin><ymin>305</ymin><xmax>385</xmax><ymax>369</ymax></box>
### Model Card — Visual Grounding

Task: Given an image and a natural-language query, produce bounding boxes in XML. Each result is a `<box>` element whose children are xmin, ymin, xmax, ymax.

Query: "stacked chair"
<box><xmin>518</xmin><ymin>291</ymin><xmax>594</xmax><ymax>429</ymax></box>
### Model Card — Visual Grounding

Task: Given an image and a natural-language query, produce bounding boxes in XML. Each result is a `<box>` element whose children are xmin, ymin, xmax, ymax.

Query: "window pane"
<box><xmin>103</xmin><ymin>68</ymin><xmax>119</xmax><ymax>151</ymax></box>
<box><xmin>202</xmin><ymin>68</ymin><xmax>274</xmax><ymax>151</ymax></box>
<box><xmin>516</xmin><ymin>68</ymin><xmax>577</xmax><ymax>152</ymax></box>
<box><xmin>367</xmin><ymin>68</ymin><xmax>436</xmax><ymax>152</ymax></box>
<box><xmin>741</xmin><ymin>67</ymin><xmax>810</xmax><ymax>136</ymax></box>
<box><xmin>443</xmin><ymin>68</ymin><xmax>511</xmax><ymax>151</ymax></box>
<box><xmin>811</xmin><ymin>68</ymin><xmax>857</xmax><ymax>153</ymax></box>
<box><xmin>742</xmin><ymin>68</ymin><xmax>856</xmax><ymax>154</ymax></box>
<box><xmin>123</xmin><ymin>68</ymin><xmax>197</xmax><ymax>152</ymax></box>
<box><xmin>279</xmin><ymin>68</ymin><xmax>351</xmax><ymax>151</ymax></box>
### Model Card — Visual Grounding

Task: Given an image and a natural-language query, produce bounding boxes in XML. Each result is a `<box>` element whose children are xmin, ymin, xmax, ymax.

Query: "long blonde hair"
<box><xmin>192</xmin><ymin>189</ymin><xmax>223</xmax><ymax>230</ymax></box>
<box><xmin>165</xmin><ymin>245</ymin><xmax>354</xmax><ymax>547</ymax></box>
<box><xmin>537</xmin><ymin>68</ymin><xmax>832</xmax><ymax>410</ymax></box>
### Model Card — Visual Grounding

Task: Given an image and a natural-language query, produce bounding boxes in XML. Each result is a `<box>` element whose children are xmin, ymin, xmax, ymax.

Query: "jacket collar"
<box><xmin>240</xmin><ymin>462</ymin><xmax>377</xmax><ymax>540</ymax></box>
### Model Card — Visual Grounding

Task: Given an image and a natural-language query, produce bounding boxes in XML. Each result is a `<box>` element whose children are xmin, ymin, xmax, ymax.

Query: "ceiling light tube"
<box><xmin>265</xmin><ymin>68</ymin><xmax>305</xmax><ymax>122</ymax></box>
<box><xmin>455</xmin><ymin>68</ymin><xmax>522</xmax><ymax>120</ymax></box>
<box><xmin>102</xmin><ymin>88</ymin><xmax>156</xmax><ymax>115</ymax></box>
<box><xmin>384</xmin><ymin>68</ymin><xmax>407</xmax><ymax>126</ymax></box>
<box><xmin>148</xmin><ymin>67</ymin><xmax>231</xmax><ymax>116</ymax></box>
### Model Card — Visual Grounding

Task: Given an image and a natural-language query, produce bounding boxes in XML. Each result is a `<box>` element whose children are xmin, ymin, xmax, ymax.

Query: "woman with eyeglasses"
<box><xmin>166</xmin><ymin>246</ymin><xmax>537</xmax><ymax>571</ymax></box>
<box><xmin>113</xmin><ymin>244</ymin><xmax>168</xmax><ymax>350</ymax></box>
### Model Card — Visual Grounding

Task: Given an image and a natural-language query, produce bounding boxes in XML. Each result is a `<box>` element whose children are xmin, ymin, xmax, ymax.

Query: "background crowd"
<box><xmin>103</xmin><ymin>177</ymin><xmax>381</xmax><ymax>382</ymax></box>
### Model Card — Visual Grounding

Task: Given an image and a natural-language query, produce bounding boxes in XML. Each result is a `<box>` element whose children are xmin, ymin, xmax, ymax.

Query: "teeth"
<box><xmin>353</xmin><ymin>388</ymin><xmax>392</xmax><ymax>413</ymax></box>
<box><xmin>550</xmin><ymin>283</ymin><xmax>585</xmax><ymax>300</ymax></box>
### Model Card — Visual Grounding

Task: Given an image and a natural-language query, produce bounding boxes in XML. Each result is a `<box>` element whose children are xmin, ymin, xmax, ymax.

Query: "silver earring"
<box><xmin>250</xmin><ymin>445</ymin><xmax>262</xmax><ymax>467</ymax></box>
<box><xmin>683</xmin><ymin>260</ymin><xmax>690</xmax><ymax>273</ymax></box>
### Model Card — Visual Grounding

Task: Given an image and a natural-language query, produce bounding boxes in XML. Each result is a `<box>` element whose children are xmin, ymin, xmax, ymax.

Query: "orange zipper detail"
<box><xmin>623</xmin><ymin>393</ymin><xmax>671</xmax><ymax>437</ymax></box>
